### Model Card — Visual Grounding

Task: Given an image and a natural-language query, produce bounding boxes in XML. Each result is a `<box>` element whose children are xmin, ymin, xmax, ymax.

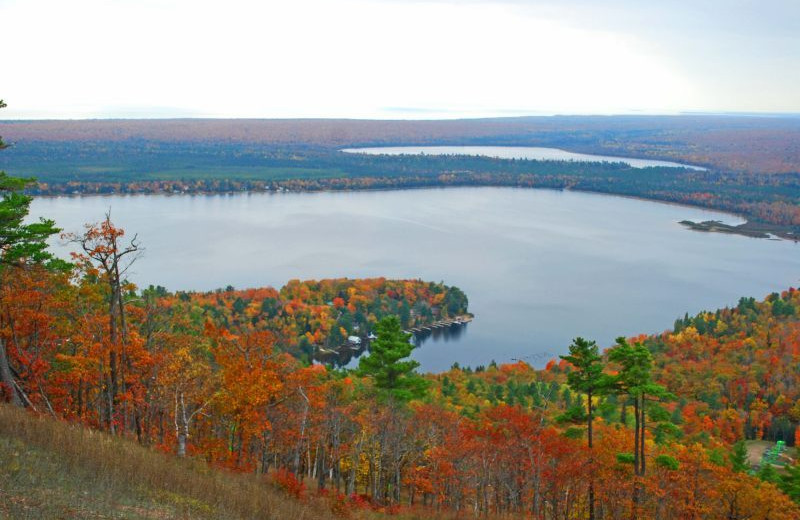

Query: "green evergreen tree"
<box><xmin>608</xmin><ymin>336</ymin><xmax>674</xmax><ymax>515</ymax></box>
<box><xmin>756</xmin><ymin>463</ymin><xmax>781</xmax><ymax>484</ymax></box>
<box><xmin>730</xmin><ymin>440</ymin><xmax>750</xmax><ymax>473</ymax></box>
<box><xmin>560</xmin><ymin>337</ymin><xmax>613</xmax><ymax>520</ymax></box>
<box><xmin>780</xmin><ymin>462</ymin><xmax>800</xmax><ymax>503</ymax></box>
<box><xmin>356</xmin><ymin>315</ymin><xmax>428</xmax><ymax>402</ymax></box>
<box><xmin>0</xmin><ymin>99</ymin><xmax>64</xmax><ymax>407</ymax></box>
<box><xmin>0</xmin><ymin>102</ymin><xmax>61</xmax><ymax>268</ymax></box>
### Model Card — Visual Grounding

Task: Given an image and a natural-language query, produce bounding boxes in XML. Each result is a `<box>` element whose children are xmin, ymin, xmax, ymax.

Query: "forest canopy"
<box><xmin>2</xmin><ymin>116</ymin><xmax>799</xmax><ymax>236</ymax></box>
<box><xmin>2</xmin><ymin>107</ymin><xmax>800</xmax><ymax>518</ymax></box>
<box><xmin>1</xmin><ymin>214</ymin><xmax>799</xmax><ymax>518</ymax></box>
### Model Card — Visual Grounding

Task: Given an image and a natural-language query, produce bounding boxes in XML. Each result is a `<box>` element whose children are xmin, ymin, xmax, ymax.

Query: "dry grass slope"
<box><xmin>0</xmin><ymin>405</ymin><xmax>344</xmax><ymax>520</ymax></box>
<box><xmin>0</xmin><ymin>405</ymin><xmax>454</xmax><ymax>520</ymax></box>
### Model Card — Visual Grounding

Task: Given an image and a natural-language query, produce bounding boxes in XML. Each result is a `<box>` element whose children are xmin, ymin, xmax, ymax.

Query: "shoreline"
<box><xmin>679</xmin><ymin>220</ymin><xmax>797</xmax><ymax>241</ymax></box>
<box><xmin>28</xmin><ymin>181</ymin><xmax>799</xmax><ymax>242</ymax></box>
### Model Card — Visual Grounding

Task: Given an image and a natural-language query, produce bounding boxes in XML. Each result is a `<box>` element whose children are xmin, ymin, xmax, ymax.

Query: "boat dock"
<box><xmin>404</xmin><ymin>314</ymin><xmax>473</xmax><ymax>334</ymax></box>
<box><xmin>316</xmin><ymin>314</ymin><xmax>473</xmax><ymax>358</ymax></box>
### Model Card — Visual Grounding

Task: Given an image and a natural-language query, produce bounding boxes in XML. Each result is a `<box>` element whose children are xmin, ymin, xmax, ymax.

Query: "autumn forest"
<box><xmin>3</xmin><ymin>103</ymin><xmax>800</xmax><ymax>518</ymax></box>
<box><xmin>2</xmin><ymin>117</ymin><xmax>800</xmax><ymax>239</ymax></box>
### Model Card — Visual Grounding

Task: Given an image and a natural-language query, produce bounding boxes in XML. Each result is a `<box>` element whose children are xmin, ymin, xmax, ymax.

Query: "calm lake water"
<box><xmin>341</xmin><ymin>145</ymin><xmax>706</xmax><ymax>170</ymax></box>
<box><xmin>30</xmin><ymin>187</ymin><xmax>798</xmax><ymax>372</ymax></box>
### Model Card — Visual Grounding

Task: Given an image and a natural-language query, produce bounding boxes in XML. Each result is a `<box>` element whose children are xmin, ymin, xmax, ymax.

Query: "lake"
<box><xmin>341</xmin><ymin>145</ymin><xmax>706</xmax><ymax>170</ymax></box>
<box><xmin>30</xmin><ymin>187</ymin><xmax>798</xmax><ymax>372</ymax></box>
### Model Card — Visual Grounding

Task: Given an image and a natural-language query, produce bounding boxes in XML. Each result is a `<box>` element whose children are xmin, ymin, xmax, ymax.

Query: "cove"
<box><xmin>30</xmin><ymin>187</ymin><xmax>799</xmax><ymax>372</ymax></box>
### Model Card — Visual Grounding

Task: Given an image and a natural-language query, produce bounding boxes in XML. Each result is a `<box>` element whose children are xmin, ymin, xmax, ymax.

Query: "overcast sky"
<box><xmin>1</xmin><ymin>0</ymin><xmax>798</xmax><ymax>119</ymax></box>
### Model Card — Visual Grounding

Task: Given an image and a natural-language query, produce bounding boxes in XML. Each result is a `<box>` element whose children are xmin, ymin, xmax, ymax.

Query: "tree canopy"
<box><xmin>0</xmin><ymin>100</ymin><xmax>61</xmax><ymax>268</ymax></box>
<box><xmin>356</xmin><ymin>315</ymin><xmax>429</xmax><ymax>402</ymax></box>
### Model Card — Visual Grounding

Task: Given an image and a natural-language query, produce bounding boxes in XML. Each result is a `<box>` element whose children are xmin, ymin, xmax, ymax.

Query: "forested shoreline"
<box><xmin>2</xmin><ymin>209</ymin><xmax>800</xmax><ymax>517</ymax></box>
<box><xmin>3</xmin><ymin>140</ymin><xmax>798</xmax><ymax>239</ymax></box>
<box><xmin>4</xmin><ymin>0</ymin><xmax>800</xmax><ymax>513</ymax></box>
<box><xmin>3</xmin><ymin>110</ymin><xmax>800</xmax><ymax>518</ymax></box>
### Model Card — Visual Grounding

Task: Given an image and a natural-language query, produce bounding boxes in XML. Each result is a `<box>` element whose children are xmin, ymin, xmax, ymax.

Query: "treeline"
<box><xmin>3</xmin><ymin>113</ymin><xmax>800</xmax><ymax>173</ymax></box>
<box><xmin>154</xmin><ymin>277</ymin><xmax>468</xmax><ymax>363</ymax></box>
<box><xmin>651</xmin><ymin>290</ymin><xmax>800</xmax><ymax>443</ymax></box>
<box><xmin>3</xmin><ymin>257</ymin><xmax>800</xmax><ymax>518</ymax></box>
<box><xmin>2</xmin><ymin>140</ymin><xmax>687</xmax><ymax>184</ymax></box>
<box><xmin>4</xmin><ymin>140</ymin><xmax>799</xmax><ymax>231</ymax></box>
<box><xmin>1</xmin><ymin>210</ymin><xmax>800</xmax><ymax>517</ymax></box>
<box><xmin>2</xmin><ymin>115</ymin><xmax>800</xmax><ymax>516</ymax></box>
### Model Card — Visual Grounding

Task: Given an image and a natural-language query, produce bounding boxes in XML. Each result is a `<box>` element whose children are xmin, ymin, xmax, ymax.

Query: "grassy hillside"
<box><xmin>0</xmin><ymin>405</ymin><xmax>367</xmax><ymax>520</ymax></box>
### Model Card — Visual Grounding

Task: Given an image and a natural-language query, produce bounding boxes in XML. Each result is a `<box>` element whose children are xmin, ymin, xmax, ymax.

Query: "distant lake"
<box><xmin>341</xmin><ymin>145</ymin><xmax>706</xmax><ymax>170</ymax></box>
<box><xmin>30</xmin><ymin>187</ymin><xmax>797</xmax><ymax>372</ymax></box>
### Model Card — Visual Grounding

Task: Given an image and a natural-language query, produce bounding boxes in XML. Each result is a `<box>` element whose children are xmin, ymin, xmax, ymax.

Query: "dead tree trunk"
<box><xmin>0</xmin><ymin>338</ymin><xmax>22</xmax><ymax>406</ymax></box>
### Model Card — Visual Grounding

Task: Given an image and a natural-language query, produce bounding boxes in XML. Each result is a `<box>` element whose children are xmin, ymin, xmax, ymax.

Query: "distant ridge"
<box><xmin>2</xmin><ymin>114</ymin><xmax>799</xmax><ymax>174</ymax></box>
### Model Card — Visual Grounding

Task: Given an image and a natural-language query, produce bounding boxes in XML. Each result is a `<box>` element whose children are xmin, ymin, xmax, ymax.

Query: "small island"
<box><xmin>679</xmin><ymin>219</ymin><xmax>796</xmax><ymax>240</ymax></box>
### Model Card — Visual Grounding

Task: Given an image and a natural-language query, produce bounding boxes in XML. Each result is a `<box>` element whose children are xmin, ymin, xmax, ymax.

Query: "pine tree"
<box><xmin>608</xmin><ymin>336</ymin><xmax>674</xmax><ymax>517</ymax></box>
<box><xmin>780</xmin><ymin>462</ymin><xmax>800</xmax><ymax>503</ymax></box>
<box><xmin>356</xmin><ymin>315</ymin><xmax>428</xmax><ymax>402</ymax></box>
<box><xmin>0</xmin><ymin>99</ymin><xmax>64</xmax><ymax>407</ymax></box>
<box><xmin>730</xmin><ymin>440</ymin><xmax>750</xmax><ymax>473</ymax></box>
<box><xmin>560</xmin><ymin>337</ymin><xmax>613</xmax><ymax>520</ymax></box>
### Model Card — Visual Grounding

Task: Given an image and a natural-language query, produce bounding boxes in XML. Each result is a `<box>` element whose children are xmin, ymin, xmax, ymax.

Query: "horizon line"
<box><xmin>3</xmin><ymin>111</ymin><xmax>800</xmax><ymax>123</ymax></box>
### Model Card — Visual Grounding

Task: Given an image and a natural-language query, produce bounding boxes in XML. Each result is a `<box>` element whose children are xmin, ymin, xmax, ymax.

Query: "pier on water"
<box><xmin>316</xmin><ymin>314</ymin><xmax>473</xmax><ymax>356</ymax></box>
<box><xmin>404</xmin><ymin>314</ymin><xmax>473</xmax><ymax>335</ymax></box>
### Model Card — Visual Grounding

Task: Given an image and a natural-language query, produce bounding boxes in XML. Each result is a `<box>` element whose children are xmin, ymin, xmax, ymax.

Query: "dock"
<box><xmin>404</xmin><ymin>314</ymin><xmax>473</xmax><ymax>334</ymax></box>
<box><xmin>316</xmin><ymin>314</ymin><xmax>473</xmax><ymax>358</ymax></box>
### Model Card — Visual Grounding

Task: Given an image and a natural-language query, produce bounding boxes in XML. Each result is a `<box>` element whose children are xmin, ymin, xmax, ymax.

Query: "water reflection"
<box><xmin>321</xmin><ymin>323</ymin><xmax>469</xmax><ymax>368</ymax></box>
<box><xmin>30</xmin><ymin>187</ymin><xmax>800</xmax><ymax>372</ymax></box>
<box><xmin>413</xmin><ymin>322</ymin><xmax>468</xmax><ymax>345</ymax></box>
